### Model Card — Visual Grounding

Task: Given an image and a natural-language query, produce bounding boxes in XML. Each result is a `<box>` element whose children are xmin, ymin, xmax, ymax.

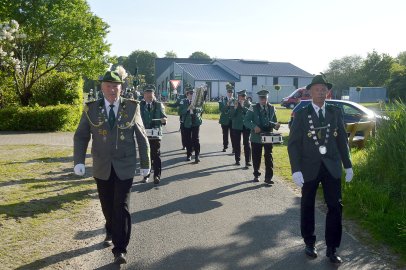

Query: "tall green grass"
<box><xmin>343</xmin><ymin>101</ymin><xmax>406</xmax><ymax>263</ymax></box>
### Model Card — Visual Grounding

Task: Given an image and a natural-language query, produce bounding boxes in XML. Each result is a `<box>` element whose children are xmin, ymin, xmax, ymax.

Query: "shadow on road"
<box><xmin>131</xmin><ymin>180</ymin><xmax>262</xmax><ymax>224</ymax></box>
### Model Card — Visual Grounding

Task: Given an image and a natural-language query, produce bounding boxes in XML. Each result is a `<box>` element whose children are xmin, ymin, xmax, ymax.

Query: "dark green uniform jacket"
<box><xmin>74</xmin><ymin>97</ymin><xmax>151</xmax><ymax>180</ymax></box>
<box><xmin>140</xmin><ymin>100</ymin><xmax>167</xmax><ymax>138</ymax></box>
<box><xmin>231</xmin><ymin>100</ymin><xmax>251</xmax><ymax>130</ymax></box>
<box><xmin>178</xmin><ymin>98</ymin><xmax>203</xmax><ymax>128</ymax></box>
<box><xmin>287</xmin><ymin>103</ymin><xmax>352</xmax><ymax>182</ymax></box>
<box><xmin>244</xmin><ymin>103</ymin><xmax>278</xmax><ymax>143</ymax></box>
<box><xmin>219</xmin><ymin>97</ymin><xmax>235</xmax><ymax>125</ymax></box>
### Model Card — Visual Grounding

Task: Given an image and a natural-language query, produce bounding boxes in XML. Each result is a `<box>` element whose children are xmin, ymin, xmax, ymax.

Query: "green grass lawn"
<box><xmin>0</xmin><ymin>145</ymin><xmax>96</xmax><ymax>269</ymax></box>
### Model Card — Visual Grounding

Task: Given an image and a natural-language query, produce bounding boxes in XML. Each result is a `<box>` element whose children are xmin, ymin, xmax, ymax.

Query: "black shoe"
<box><xmin>235</xmin><ymin>161</ymin><xmax>240</xmax><ymax>165</ymax></box>
<box><xmin>103</xmin><ymin>234</ymin><xmax>112</xmax><ymax>247</ymax></box>
<box><xmin>195</xmin><ymin>157</ymin><xmax>201</xmax><ymax>163</ymax></box>
<box><xmin>153</xmin><ymin>176</ymin><xmax>160</xmax><ymax>185</ymax></box>
<box><xmin>326</xmin><ymin>247</ymin><xmax>342</xmax><ymax>264</ymax></box>
<box><xmin>304</xmin><ymin>245</ymin><xmax>318</xmax><ymax>258</ymax></box>
<box><xmin>253</xmin><ymin>176</ymin><xmax>260</xmax><ymax>182</ymax></box>
<box><xmin>114</xmin><ymin>253</ymin><xmax>127</xmax><ymax>264</ymax></box>
<box><xmin>246</xmin><ymin>162</ymin><xmax>252</xmax><ymax>166</ymax></box>
<box><xmin>186</xmin><ymin>156</ymin><xmax>191</xmax><ymax>161</ymax></box>
<box><xmin>264</xmin><ymin>178</ymin><xmax>274</xmax><ymax>185</ymax></box>
<box><xmin>222</xmin><ymin>148</ymin><xmax>226</xmax><ymax>152</ymax></box>
<box><xmin>141</xmin><ymin>176</ymin><xmax>149</xmax><ymax>183</ymax></box>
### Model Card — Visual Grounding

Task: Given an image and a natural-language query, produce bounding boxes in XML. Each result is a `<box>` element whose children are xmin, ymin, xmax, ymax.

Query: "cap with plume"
<box><xmin>115</xmin><ymin>65</ymin><xmax>128</xmax><ymax>80</ymax></box>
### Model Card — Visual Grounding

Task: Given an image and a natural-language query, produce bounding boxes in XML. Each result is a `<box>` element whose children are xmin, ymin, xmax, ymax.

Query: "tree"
<box><xmin>123</xmin><ymin>50</ymin><xmax>157</xmax><ymax>84</ymax></box>
<box><xmin>397</xmin><ymin>51</ymin><xmax>406</xmax><ymax>66</ymax></box>
<box><xmin>387</xmin><ymin>63</ymin><xmax>406</xmax><ymax>100</ymax></box>
<box><xmin>165</xmin><ymin>51</ymin><xmax>177</xmax><ymax>58</ymax></box>
<box><xmin>189</xmin><ymin>51</ymin><xmax>211</xmax><ymax>60</ymax></box>
<box><xmin>111</xmin><ymin>56</ymin><xmax>127</xmax><ymax>71</ymax></box>
<box><xmin>358</xmin><ymin>50</ymin><xmax>394</xmax><ymax>87</ymax></box>
<box><xmin>324</xmin><ymin>55</ymin><xmax>363</xmax><ymax>97</ymax></box>
<box><xmin>0</xmin><ymin>0</ymin><xmax>111</xmax><ymax>106</ymax></box>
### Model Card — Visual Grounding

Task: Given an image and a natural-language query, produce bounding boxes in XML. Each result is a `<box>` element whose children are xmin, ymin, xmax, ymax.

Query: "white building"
<box><xmin>155</xmin><ymin>58</ymin><xmax>314</xmax><ymax>102</ymax></box>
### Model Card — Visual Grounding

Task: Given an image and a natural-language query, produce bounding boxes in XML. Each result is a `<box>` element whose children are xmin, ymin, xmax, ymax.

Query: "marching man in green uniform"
<box><xmin>73</xmin><ymin>68</ymin><xmax>151</xmax><ymax>265</ymax></box>
<box><xmin>244</xmin><ymin>89</ymin><xmax>280</xmax><ymax>184</ymax></box>
<box><xmin>218</xmin><ymin>83</ymin><xmax>235</xmax><ymax>152</ymax></box>
<box><xmin>179</xmin><ymin>85</ymin><xmax>203</xmax><ymax>163</ymax></box>
<box><xmin>230</xmin><ymin>89</ymin><xmax>252</xmax><ymax>167</ymax></box>
<box><xmin>176</xmin><ymin>93</ymin><xmax>187</xmax><ymax>150</ymax></box>
<box><xmin>140</xmin><ymin>84</ymin><xmax>167</xmax><ymax>185</ymax></box>
<box><xmin>288</xmin><ymin>74</ymin><xmax>353</xmax><ymax>264</ymax></box>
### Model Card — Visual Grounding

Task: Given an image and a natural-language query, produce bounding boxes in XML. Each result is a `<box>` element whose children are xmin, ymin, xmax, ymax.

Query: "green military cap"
<box><xmin>257</xmin><ymin>89</ymin><xmax>269</xmax><ymax>97</ymax></box>
<box><xmin>237</xmin><ymin>89</ymin><xmax>247</xmax><ymax>96</ymax></box>
<box><xmin>306</xmin><ymin>73</ymin><xmax>333</xmax><ymax>90</ymax></box>
<box><xmin>184</xmin><ymin>84</ymin><xmax>194</xmax><ymax>94</ymax></box>
<box><xmin>101</xmin><ymin>70</ymin><xmax>123</xmax><ymax>83</ymax></box>
<box><xmin>143</xmin><ymin>84</ymin><xmax>156</xmax><ymax>92</ymax></box>
<box><xmin>226</xmin><ymin>83</ymin><xmax>234</xmax><ymax>92</ymax></box>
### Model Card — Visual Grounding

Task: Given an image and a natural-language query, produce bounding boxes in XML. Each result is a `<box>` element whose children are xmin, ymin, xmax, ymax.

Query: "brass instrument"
<box><xmin>189</xmin><ymin>84</ymin><xmax>207</xmax><ymax>110</ymax></box>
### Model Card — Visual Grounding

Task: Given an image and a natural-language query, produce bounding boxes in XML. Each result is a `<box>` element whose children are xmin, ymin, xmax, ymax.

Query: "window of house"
<box><xmin>252</xmin><ymin>77</ymin><xmax>257</xmax><ymax>86</ymax></box>
<box><xmin>293</xmin><ymin>77</ymin><xmax>299</xmax><ymax>89</ymax></box>
<box><xmin>273</xmin><ymin>77</ymin><xmax>279</xmax><ymax>85</ymax></box>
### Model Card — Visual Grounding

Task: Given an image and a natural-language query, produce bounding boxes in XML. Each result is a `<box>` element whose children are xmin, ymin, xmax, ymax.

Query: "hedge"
<box><xmin>0</xmin><ymin>104</ymin><xmax>82</xmax><ymax>131</ymax></box>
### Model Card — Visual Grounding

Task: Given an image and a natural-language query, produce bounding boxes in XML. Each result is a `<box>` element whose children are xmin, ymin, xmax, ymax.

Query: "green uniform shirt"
<box><xmin>140</xmin><ymin>100</ymin><xmax>167</xmax><ymax>136</ymax></box>
<box><xmin>231</xmin><ymin>100</ymin><xmax>251</xmax><ymax>130</ymax></box>
<box><xmin>218</xmin><ymin>97</ymin><xmax>235</xmax><ymax>125</ymax></box>
<box><xmin>178</xmin><ymin>98</ymin><xmax>203</xmax><ymax>128</ymax></box>
<box><xmin>244</xmin><ymin>103</ymin><xmax>278</xmax><ymax>143</ymax></box>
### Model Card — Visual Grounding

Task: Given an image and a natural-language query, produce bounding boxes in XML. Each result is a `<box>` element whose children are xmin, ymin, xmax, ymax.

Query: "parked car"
<box><xmin>288</xmin><ymin>100</ymin><xmax>384</xmax><ymax>128</ymax></box>
<box><xmin>281</xmin><ymin>87</ymin><xmax>332</xmax><ymax>109</ymax></box>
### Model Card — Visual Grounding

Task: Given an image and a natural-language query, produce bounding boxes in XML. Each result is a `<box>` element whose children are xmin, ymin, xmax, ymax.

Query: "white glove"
<box><xmin>345</xmin><ymin>168</ymin><xmax>354</xmax><ymax>182</ymax></box>
<box><xmin>74</xmin><ymin>164</ymin><xmax>85</xmax><ymax>176</ymax></box>
<box><xmin>292</xmin><ymin>171</ymin><xmax>304</xmax><ymax>188</ymax></box>
<box><xmin>140</xmin><ymin>169</ymin><xmax>150</xmax><ymax>177</ymax></box>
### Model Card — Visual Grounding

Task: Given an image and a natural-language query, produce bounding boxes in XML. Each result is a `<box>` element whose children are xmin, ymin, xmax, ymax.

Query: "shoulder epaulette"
<box><xmin>85</xmin><ymin>100</ymin><xmax>96</xmax><ymax>105</ymax></box>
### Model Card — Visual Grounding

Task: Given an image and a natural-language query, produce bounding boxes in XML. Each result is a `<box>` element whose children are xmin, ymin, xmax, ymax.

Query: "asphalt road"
<box><xmin>80</xmin><ymin>115</ymin><xmax>392</xmax><ymax>269</ymax></box>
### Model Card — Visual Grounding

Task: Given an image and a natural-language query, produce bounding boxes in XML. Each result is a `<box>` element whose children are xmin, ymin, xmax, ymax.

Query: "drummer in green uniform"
<box><xmin>219</xmin><ymin>83</ymin><xmax>235</xmax><ymax>152</ymax></box>
<box><xmin>244</xmin><ymin>89</ymin><xmax>281</xmax><ymax>184</ymax></box>
<box><xmin>178</xmin><ymin>86</ymin><xmax>203</xmax><ymax>163</ymax></box>
<box><xmin>140</xmin><ymin>84</ymin><xmax>167</xmax><ymax>184</ymax></box>
<box><xmin>230</xmin><ymin>89</ymin><xmax>252</xmax><ymax>168</ymax></box>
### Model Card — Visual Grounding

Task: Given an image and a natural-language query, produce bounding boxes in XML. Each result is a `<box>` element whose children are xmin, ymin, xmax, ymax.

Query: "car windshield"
<box><xmin>288</xmin><ymin>89</ymin><xmax>299</xmax><ymax>98</ymax></box>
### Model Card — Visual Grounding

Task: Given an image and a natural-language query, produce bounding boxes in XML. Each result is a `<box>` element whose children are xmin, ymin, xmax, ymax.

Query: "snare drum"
<box><xmin>260</xmin><ymin>132</ymin><xmax>283</xmax><ymax>144</ymax></box>
<box><xmin>145</xmin><ymin>128</ymin><xmax>162</xmax><ymax>140</ymax></box>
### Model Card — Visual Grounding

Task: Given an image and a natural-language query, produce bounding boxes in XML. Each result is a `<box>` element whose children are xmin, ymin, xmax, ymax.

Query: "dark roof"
<box><xmin>155</xmin><ymin>58</ymin><xmax>212</xmax><ymax>79</ymax></box>
<box><xmin>178</xmin><ymin>63</ymin><xmax>239</xmax><ymax>82</ymax></box>
<box><xmin>216</xmin><ymin>59</ymin><xmax>313</xmax><ymax>77</ymax></box>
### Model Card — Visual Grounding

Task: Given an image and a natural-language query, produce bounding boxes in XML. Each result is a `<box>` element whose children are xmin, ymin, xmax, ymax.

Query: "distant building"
<box><xmin>348</xmin><ymin>87</ymin><xmax>387</xmax><ymax>103</ymax></box>
<box><xmin>155</xmin><ymin>58</ymin><xmax>314</xmax><ymax>102</ymax></box>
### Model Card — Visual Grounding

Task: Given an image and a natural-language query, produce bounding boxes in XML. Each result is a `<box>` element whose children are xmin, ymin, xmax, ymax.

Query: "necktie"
<box><xmin>318</xmin><ymin>108</ymin><xmax>325</xmax><ymax>126</ymax></box>
<box><xmin>147</xmin><ymin>103</ymin><xmax>151</xmax><ymax>112</ymax></box>
<box><xmin>108</xmin><ymin>104</ymin><xmax>115</xmax><ymax>129</ymax></box>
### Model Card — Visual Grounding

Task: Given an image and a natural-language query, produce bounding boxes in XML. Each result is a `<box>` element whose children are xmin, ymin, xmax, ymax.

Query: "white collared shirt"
<box><xmin>312</xmin><ymin>102</ymin><xmax>326</xmax><ymax>118</ymax></box>
<box><xmin>104</xmin><ymin>98</ymin><xmax>119</xmax><ymax>117</ymax></box>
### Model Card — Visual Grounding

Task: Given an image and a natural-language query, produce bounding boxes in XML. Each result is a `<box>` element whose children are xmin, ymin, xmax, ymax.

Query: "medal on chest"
<box><xmin>307</xmin><ymin>114</ymin><xmax>330</xmax><ymax>155</ymax></box>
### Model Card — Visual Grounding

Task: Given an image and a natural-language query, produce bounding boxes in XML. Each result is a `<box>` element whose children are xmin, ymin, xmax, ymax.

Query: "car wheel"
<box><xmin>289</xmin><ymin>103</ymin><xmax>295</xmax><ymax>109</ymax></box>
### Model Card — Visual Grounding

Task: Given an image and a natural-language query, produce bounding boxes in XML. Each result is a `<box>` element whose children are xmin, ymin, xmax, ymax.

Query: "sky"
<box><xmin>87</xmin><ymin>0</ymin><xmax>405</xmax><ymax>75</ymax></box>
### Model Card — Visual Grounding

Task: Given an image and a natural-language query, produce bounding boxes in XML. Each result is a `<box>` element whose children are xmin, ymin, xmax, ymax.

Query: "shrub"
<box><xmin>343</xmin><ymin>101</ymin><xmax>406</xmax><ymax>262</ymax></box>
<box><xmin>30</xmin><ymin>72</ymin><xmax>83</xmax><ymax>106</ymax></box>
<box><xmin>0</xmin><ymin>104</ymin><xmax>82</xmax><ymax>131</ymax></box>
